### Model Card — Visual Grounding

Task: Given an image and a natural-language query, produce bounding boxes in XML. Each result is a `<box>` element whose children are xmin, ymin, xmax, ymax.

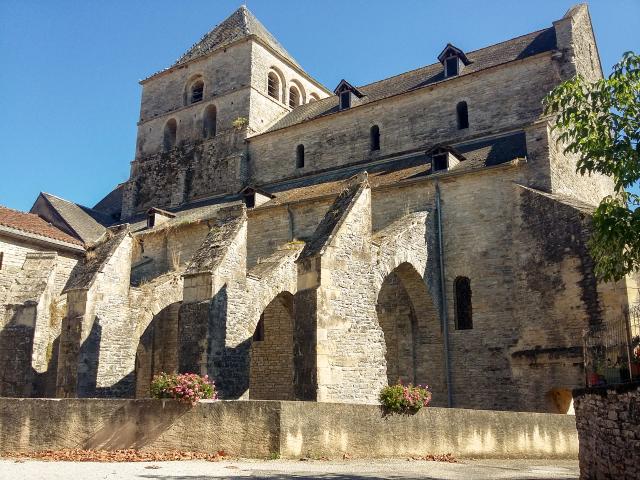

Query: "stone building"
<box><xmin>1</xmin><ymin>4</ymin><xmax>638</xmax><ymax>412</ymax></box>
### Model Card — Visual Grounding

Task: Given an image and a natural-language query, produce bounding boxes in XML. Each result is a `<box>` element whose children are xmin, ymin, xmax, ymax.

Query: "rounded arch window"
<box><xmin>267</xmin><ymin>71</ymin><xmax>281</xmax><ymax>101</ymax></box>
<box><xmin>184</xmin><ymin>76</ymin><xmax>204</xmax><ymax>105</ymax></box>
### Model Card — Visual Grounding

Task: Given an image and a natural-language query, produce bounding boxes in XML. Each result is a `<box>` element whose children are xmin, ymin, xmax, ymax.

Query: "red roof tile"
<box><xmin>0</xmin><ymin>205</ymin><xmax>84</xmax><ymax>246</ymax></box>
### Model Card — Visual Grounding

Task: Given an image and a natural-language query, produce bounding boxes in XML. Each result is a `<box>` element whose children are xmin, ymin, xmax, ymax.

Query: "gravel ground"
<box><xmin>0</xmin><ymin>458</ymin><xmax>579</xmax><ymax>479</ymax></box>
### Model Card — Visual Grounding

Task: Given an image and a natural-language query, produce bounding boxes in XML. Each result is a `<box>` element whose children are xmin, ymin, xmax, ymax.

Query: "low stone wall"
<box><xmin>573</xmin><ymin>382</ymin><xmax>640</xmax><ymax>479</ymax></box>
<box><xmin>0</xmin><ymin>399</ymin><xmax>578</xmax><ymax>459</ymax></box>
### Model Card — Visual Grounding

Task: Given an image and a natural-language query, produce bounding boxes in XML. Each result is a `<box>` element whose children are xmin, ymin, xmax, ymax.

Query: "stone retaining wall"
<box><xmin>0</xmin><ymin>399</ymin><xmax>578</xmax><ymax>459</ymax></box>
<box><xmin>573</xmin><ymin>382</ymin><xmax>640</xmax><ymax>479</ymax></box>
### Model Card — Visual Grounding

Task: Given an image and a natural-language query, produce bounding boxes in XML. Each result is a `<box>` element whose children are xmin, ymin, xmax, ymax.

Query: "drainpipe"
<box><xmin>435</xmin><ymin>182</ymin><xmax>453</xmax><ymax>407</ymax></box>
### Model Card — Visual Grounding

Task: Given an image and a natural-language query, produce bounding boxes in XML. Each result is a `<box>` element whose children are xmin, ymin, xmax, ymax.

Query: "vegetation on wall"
<box><xmin>544</xmin><ymin>52</ymin><xmax>640</xmax><ymax>282</ymax></box>
<box><xmin>150</xmin><ymin>372</ymin><xmax>216</xmax><ymax>405</ymax></box>
<box><xmin>379</xmin><ymin>383</ymin><xmax>432</xmax><ymax>414</ymax></box>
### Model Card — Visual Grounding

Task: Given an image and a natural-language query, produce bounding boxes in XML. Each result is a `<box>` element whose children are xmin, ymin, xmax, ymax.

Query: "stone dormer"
<box><xmin>239</xmin><ymin>186</ymin><xmax>274</xmax><ymax>209</ymax></box>
<box><xmin>437</xmin><ymin>43</ymin><xmax>471</xmax><ymax>78</ymax></box>
<box><xmin>334</xmin><ymin>79</ymin><xmax>365</xmax><ymax>111</ymax></box>
<box><xmin>428</xmin><ymin>146</ymin><xmax>464</xmax><ymax>172</ymax></box>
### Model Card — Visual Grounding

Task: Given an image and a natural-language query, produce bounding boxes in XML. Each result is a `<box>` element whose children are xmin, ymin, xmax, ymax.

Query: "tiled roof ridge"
<box><xmin>0</xmin><ymin>205</ymin><xmax>83</xmax><ymax>246</ymax></box>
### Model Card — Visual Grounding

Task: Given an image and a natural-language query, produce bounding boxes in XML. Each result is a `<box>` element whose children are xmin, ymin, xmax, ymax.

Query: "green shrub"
<box><xmin>150</xmin><ymin>372</ymin><xmax>216</xmax><ymax>405</ymax></box>
<box><xmin>379</xmin><ymin>383</ymin><xmax>432</xmax><ymax>414</ymax></box>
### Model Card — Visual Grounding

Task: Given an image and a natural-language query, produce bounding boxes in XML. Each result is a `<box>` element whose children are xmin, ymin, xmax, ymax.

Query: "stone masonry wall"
<box><xmin>249</xmin><ymin>292</ymin><xmax>295</xmax><ymax>400</ymax></box>
<box><xmin>573</xmin><ymin>382</ymin><xmax>640</xmax><ymax>480</ymax></box>
<box><xmin>247</xmin><ymin>54</ymin><xmax>559</xmax><ymax>186</ymax></box>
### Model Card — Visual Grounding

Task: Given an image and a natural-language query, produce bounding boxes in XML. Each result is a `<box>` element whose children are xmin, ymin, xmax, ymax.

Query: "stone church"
<box><xmin>1</xmin><ymin>4</ymin><xmax>637</xmax><ymax>412</ymax></box>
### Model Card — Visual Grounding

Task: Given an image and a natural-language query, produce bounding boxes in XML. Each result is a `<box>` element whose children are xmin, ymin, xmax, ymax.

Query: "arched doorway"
<box><xmin>249</xmin><ymin>291</ymin><xmax>294</xmax><ymax>400</ymax></box>
<box><xmin>376</xmin><ymin>262</ymin><xmax>445</xmax><ymax>404</ymax></box>
<box><xmin>134</xmin><ymin>302</ymin><xmax>181</xmax><ymax>398</ymax></box>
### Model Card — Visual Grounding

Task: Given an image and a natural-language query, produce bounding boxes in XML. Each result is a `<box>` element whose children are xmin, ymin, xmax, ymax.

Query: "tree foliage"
<box><xmin>544</xmin><ymin>52</ymin><xmax>640</xmax><ymax>282</ymax></box>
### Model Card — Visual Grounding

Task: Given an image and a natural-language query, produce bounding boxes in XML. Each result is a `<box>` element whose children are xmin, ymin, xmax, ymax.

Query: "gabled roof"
<box><xmin>31</xmin><ymin>192</ymin><xmax>108</xmax><ymax>244</ymax></box>
<box><xmin>153</xmin><ymin>6</ymin><xmax>300</xmax><ymax>79</ymax></box>
<box><xmin>239</xmin><ymin>185</ymin><xmax>275</xmax><ymax>199</ymax></box>
<box><xmin>297</xmin><ymin>173</ymin><xmax>368</xmax><ymax>261</ymax></box>
<box><xmin>263</xmin><ymin>26</ymin><xmax>557</xmax><ymax>134</ymax></box>
<box><xmin>334</xmin><ymin>79</ymin><xmax>365</xmax><ymax>98</ymax></box>
<box><xmin>0</xmin><ymin>205</ymin><xmax>83</xmax><ymax>247</ymax></box>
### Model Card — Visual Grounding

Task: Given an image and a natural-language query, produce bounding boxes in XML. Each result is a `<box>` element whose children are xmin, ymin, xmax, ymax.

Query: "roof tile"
<box><xmin>0</xmin><ymin>205</ymin><xmax>83</xmax><ymax>246</ymax></box>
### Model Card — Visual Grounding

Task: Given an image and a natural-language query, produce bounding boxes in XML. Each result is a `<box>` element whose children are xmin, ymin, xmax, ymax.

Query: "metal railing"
<box><xmin>583</xmin><ymin>303</ymin><xmax>640</xmax><ymax>387</ymax></box>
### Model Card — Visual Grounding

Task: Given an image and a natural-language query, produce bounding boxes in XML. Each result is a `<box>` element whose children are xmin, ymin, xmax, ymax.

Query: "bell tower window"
<box><xmin>190</xmin><ymin>80</ymin><xmax>204</xmax><ymax>103</ymax></box>
<box><xmin>268</xmin><ymin>71</ymin><xmax>280</xmax><ymax>101</ymax></box>
<box><xmin>289</xmin><ymin>86</ymin><xmax>301</xmax><ymax>109</ymax></box>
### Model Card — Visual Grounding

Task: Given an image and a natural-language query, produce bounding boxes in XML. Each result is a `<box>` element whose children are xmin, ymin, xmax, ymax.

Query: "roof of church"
<box><xmin>0</xmin><ymin>205</ymin><xmax>83</xmax><ymax>246</ymax></box>
<box><xmin>36</xmin><ymin>193</ymin><xmax>109</xmax><ymax>244</ymax></box>
<box><xmin>263</xmin><ymin>26</ymin><xmax>557</xmax><ymax>133</ymax></box>
<box><xmin>147</xmin><ymin>6</ymin><xmax>300</xmax><ymax>81</ymax></box>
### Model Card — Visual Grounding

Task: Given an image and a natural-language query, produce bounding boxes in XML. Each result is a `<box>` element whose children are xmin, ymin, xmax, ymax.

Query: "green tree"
<box><xmin>544</xmin><ymin>52</ymin><xmax>640</xmax><ymax>282</ymax></box>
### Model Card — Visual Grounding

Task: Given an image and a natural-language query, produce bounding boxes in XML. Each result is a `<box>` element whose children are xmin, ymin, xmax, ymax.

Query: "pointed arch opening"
<box><xmin>202</xmin><ymin>104</ymin><xmax>217</xmax><ymax>138</ymax></box>
<box><xmin>249</xmin><ymin>291</ymin><xmax>295</xmax><ymax>400</ymax></box>
<box><xmin>376</xmin><ymin>262</ymin><xmax>445</xmax><ymax>404</ymax></box>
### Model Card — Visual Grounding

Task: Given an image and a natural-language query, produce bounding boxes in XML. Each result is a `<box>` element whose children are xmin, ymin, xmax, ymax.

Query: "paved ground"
<box><xmin>0</xmin><ymin>458</ymin><xmax>579</xmax><ymax>479</ymax></box>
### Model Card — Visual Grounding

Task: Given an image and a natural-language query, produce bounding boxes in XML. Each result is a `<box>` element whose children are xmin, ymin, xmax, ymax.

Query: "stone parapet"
<box><xmin>0</xmin><ymin>398</ymin><xmax>578</xmax><ymax>460</ymax></box>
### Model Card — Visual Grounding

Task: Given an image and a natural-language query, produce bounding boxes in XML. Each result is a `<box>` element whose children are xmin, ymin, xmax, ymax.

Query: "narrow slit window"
<box><xmin>296</xmin><ymin>144</ymin><xmax>305</xmax><ymax>168</ymax></box>
<box><xmin>454</xmin><ymin>276</ymin><xmax>472</xmax><ymax>330</ymax></box>
<box><xmin>370</xmin><ymin>125</ymin><xmax>380</xmax><ymax>151</ymax></box>
<box><xmin>457</xmin><ymin>101</ymin><xmax>469</xmax><ymax>129</ymax></box>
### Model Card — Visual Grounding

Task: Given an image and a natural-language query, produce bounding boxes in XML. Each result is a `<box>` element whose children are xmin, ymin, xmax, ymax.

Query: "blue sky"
<box><xmin>1</xmin><ymin>0</ymin><xmax>638</xmax><ymax>212</ymax></box>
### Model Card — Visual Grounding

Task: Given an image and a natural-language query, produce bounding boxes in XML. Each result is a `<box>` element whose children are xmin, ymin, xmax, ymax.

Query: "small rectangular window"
<box><xmin>446</xmin><ymin>57</ymin><xmax>459</xmax><ymax>77</ymax></box>
<box><xmin>340</xmin><ymin>91</ymin><xmax>351</xmax><ymax>110</ymax></box>
<box><xmin>432</xmin><ymin>153</ymin><xmax>448</xmax><ymax>172</ymax></box>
